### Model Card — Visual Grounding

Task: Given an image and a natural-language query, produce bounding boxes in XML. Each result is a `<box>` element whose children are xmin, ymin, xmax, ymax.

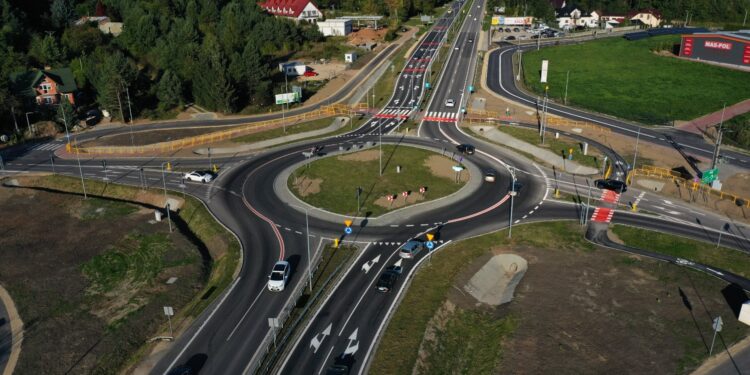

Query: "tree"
<box><xmin>192</xmin><ymin>35</ymin><xmax>235</xmax><ymax>113</ymax></box>
<box><xmin>85</xmin><ymin>48</ymin><xmax>137</xmax><ymax>120</ymax></box>
<box><xmin>56</xmin><ymin>96</ymin><xmax>76</xmax><ymax>132</ymax></box>
<box><xmin>62</xmin><ymin>24</ymin><xmax>104</xmax><ymax>57</ymax></box>
<box><xmin>156</xmin><ymin>70</ymin><xmax>183</xmax><ymax>110</ymax></box>
<box><xmin>29</xmin><ymin>35</ymin><xmax>65</xmax><ymax>66</ymax></box>
<box><xmin>51</xmin><ymin>0</ymin><xmax>77</xmax><ymax>28</ymax></box>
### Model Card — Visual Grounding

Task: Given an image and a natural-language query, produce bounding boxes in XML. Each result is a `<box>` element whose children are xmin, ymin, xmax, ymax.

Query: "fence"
<box><xmin>67</xmin><ymin>104</ymin><xmax>353</xmax><ymax>155</ymax></box>
<box><xmin>629</xmin><ymin>166</ymin><xmax>750</xmax><ymax>208</ymax></box>
<box><xmin>464</xmin><ymin>109</ymin><xmax>610</xmax><ymax>134</ymax></box>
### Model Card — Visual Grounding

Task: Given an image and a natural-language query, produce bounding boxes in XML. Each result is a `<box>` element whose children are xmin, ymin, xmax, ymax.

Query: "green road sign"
<box><xmin>701</xmin><ymin>168</ymin><xmax>719</xmax><ymax>184</ymax></box>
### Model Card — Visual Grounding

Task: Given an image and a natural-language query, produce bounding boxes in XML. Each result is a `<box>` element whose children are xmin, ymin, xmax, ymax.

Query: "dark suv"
<box><xmin>376</xmin><ymin>266</ymin><xmax>403</xmax><ymax>292</ymax></box>
<box><xmin>456</xmin><ymin>143</ymin><xmax>475</xmax><ymax>155</ymax></box>
<box><xmin>595</xmin><ymin>179</ymin><xmax>627</xmax><ymax>193</ymax></box>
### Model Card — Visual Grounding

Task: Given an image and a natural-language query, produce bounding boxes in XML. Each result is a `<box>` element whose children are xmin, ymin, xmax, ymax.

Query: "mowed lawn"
<box><xmin>522</xmin><ymin>35</ymin><xmax>750</xmax><ymax>124</ymax></box>
<box><xmin>289</xmin><ymin>145</ymin><xmax>466</xmax><ymax>217</ymax></box>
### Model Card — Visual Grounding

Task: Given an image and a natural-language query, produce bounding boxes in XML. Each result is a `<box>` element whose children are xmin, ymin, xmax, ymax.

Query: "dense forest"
<box><xmin>0</xmin><ymin>0</ymin><xmax>329</xmax><ymax>135</ymax></box>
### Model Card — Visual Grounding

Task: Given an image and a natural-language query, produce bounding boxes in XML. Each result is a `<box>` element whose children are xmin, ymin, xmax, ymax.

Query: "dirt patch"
<box><xmin>337</xmin><ymin>149</ymin><xmax>380</xmax><ymax>162</ymax></box>
<box><xmin>348</xmin><ymin>28</ymin><xmax>387</xmax><ymax>46</ymax></box>
<box><xmin>413</xmin><ymin>300</ymin><xmax>457</xmax><ymax>374</ymax></box>
<box><xmin>291</xmin><ymin>175</ymin><xmax>323</xmax><ymax>197</ymax></box>
<box><xmin>373</xmin><ymin>191</ymin><xmax>426</xmax><ymax>209</ymax></box>
<box><xmin>301</xmin><ymin>62</ymin><xmax>347</xmax><ymax>82</ymax></box>
<box><xmin>0</xmin><ymin>184</ymin><xmax>205</xmax><ymax>375</ymax></box>
<box><xmin>724</xmin><ymin>173</ymin><xmax>750</xmax><ymax>197</ymax></box>
<box><xmin>437</xmin><ymin>244</ymin><xmax>749</xmax><ymax>374</ymax></box>
<box><xmin>424</xmin><ymin>155</ymin><xmax>470</xmax><ymax>182</ymax></box>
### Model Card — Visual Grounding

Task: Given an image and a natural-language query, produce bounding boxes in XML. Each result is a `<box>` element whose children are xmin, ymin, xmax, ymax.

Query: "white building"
<box><xmin>317</xmin><ymin>19</ymin><xmax>352</xmax><ymax>36</ymax></box>
<box><xmin>344</xmin><ymin>52</ymin><xmax>357</xmax><ymax>63</ymax></box>
<box><xmin>555</xmin><ymin>5</ymin><xmax>600</xmax><ymax>29</ymax></box>
<box><xmin>278</xmin><ymin>62</ymin><xmax>308</xmax><ymax>76</ymax></box>
<box><xmin>258</xmin><ymin>0</ymin><xmax>322</xmax><ymax>22</ymax></box>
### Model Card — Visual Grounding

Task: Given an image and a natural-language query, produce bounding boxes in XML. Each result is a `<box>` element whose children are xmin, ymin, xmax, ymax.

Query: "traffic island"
<box><xmin>285</xmin><ymin>143</ymin><xmax>475</xmax><ymax>219</ymax></box>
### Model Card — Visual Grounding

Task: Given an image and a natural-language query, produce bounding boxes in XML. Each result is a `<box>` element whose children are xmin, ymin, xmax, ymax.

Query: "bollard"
<box><xmin>631</xmin><ymin>203</ymin><xmax>638</xmax><ymax>212</ymax></box>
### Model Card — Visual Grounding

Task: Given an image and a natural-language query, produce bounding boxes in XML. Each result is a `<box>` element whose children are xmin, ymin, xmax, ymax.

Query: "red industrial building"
<box><xmin>680</xmin><ymin>31</ymin><xmax>750</xmax><ymax>68</ymax></box>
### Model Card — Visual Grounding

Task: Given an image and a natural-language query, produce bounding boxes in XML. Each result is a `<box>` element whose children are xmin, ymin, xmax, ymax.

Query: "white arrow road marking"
<box><xmin>394</xmin><ymin>259</ymin><xmax>403</xmax><ymax>268</ymax></box>
<box><xmin>344</xmin><ymin>328</ymin><xmax>359</xmax><ymax>356</ymax></box>
<box><xmin>310</xmin><ymin>323</ymin><xmax>332</xmax><ymax>354</ymax></box>
<box><xmin>361</xmin><ymin>255</ymin><xmax>381</xmax><ymax>274</ymax></box>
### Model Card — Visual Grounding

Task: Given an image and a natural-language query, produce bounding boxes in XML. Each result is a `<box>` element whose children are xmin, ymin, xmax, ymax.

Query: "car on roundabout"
<box><xmin>595</xmin><ymin>179</ymin><xmax>627</xmax><ymax>193</ymax></box>
<box><xmin>456</xmin><ymin>143</ymin><xmax>475</xmax><ymax>155</ymax></box>
<box><xmin>399</xmin><ymin>240</ymin><xmax>426</xmax><ymax>259</ymax></box>
<box><xmin>267</xmin><ymin>261</ymin><xmax>290</xmax><ymax>292</ymax></box>
<box><xmin>183</xmin><ymin>171</ymin><xmax>214</xmax><ymax>183</ymax></box>
<box><xmin>484</xmin><ymin>169</ymin><xmax>497</xmax><ymax>182</ymax></box>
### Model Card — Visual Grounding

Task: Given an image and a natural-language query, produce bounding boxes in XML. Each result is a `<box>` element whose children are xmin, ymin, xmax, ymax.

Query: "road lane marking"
<box><xmin>226</xmin><ymin>288</ymin><xmax>266</xmax><ymax>341</ymax></box>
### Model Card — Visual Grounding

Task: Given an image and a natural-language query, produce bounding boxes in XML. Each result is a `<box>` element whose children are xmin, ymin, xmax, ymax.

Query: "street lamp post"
<box><xmin>125</xmin><ymin>86</ymin><xmax>135</xmax><ymax>146</ymax></box>
<box><xmin>25</xmin><ymin>112</ymin><xmax>34</xmax><ymax>135</ymax></box>
<box><xmin>508</xmin><ymin>167</ymin><xmax>517</xmax><ymax>238</ymax></box>
<box><xmin>161</xmin><ymin>162</ymin><xmax>173</xmax><ymax>233</ymax></box>
<box><xmin>290</xmin><ymin>204</ymin><xmax>313</xmax><ymax>292</ymax></box>
<box><xmin>60</xmin><ymin>103</ymin><xmax>87</xmax><ymax>199</ymax></box>
<box><xmin>379</xmin><ymin>121</ymin><xmax>383</xmax><ymax>176</ymax></box>
<box><xmin>585</xmin><ymin>178</ymin><xmax>592</xmax><ymax>225</ymax></box>
<box><xmin>631</xmin><ymin>127</ymin><xmax>641</xmax><ymax>185</ymax></box>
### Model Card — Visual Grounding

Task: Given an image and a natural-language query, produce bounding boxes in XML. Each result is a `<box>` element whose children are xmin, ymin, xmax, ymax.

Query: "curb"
<box><xmin>0</xmin><ymin>284</ymin><xmax>22</xmax><ymax>375</ymax></box>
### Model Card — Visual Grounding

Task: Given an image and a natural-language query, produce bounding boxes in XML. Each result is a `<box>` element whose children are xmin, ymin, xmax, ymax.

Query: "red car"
<box><xmin>303</xmin><ymin>71</ymin><xmax>319</xmax><ymax>77</ymax></box>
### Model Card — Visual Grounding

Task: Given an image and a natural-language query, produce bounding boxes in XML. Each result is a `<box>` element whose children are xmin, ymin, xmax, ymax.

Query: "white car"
<box><xmin>484</xmin><ymin>170</ymin><xmax>496</xmax><ymax>182</ymax></box>
<box><xmin>267</xmin><ymin>261</ymin><xmax>290</xmax><ymax>292</ymax></box>
<box><xmin>183</xmin><ymin>171</ymin><xmax>214</xmax><ymax>183</ymax></box>
<box><xmin>445</xmin><ymin>99</ymin><xmax>455</xmax><ymax>107</ymax></box>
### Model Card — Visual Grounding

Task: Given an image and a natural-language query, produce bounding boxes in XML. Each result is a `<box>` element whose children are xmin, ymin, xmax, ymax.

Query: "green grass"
<box><xmin>495</xmin><ymin>125</ymin><xmax>602</xmax><ymax>168</ymax></box>
<box><xmin>420</xmin><ymin>309</ymin><xmax>517</xmax><ymax>374</ymax></box>
<box><xmin>81</xmin><ymin>233</ymin><xmax>172</xmax><ymax>293</ymax></box>
<box><xmin>289</xmin><ymin>145</ymin><xmax>465</xmax><ymax>217</ymax></box>
<box><xmin>231</xmin><ymin>117</ymin><xmax>340</xmax><ymax>143</ymax></box>
<box><xmin>612</xmin><ymin>225</ymin><xmax>750</xmax><ymax>278</ymax></box>
<box><xmin>79</xmin><ymin>197</ymin><xmax>138</xmax><ymax>220</ymax></box>
<box><xmin>521</xmin><ymin>35</ymin><xmax>750</xmax><ymax>125</ymax></box>
<box><xmin>724</xmin><ymin>112</ymin><xmax>750</xmax><ymax>151</ymax></box>
<box><xmin>370</xmin><ymin>222</ymin><xmax>591</xmax><ymax>374</ymax></box>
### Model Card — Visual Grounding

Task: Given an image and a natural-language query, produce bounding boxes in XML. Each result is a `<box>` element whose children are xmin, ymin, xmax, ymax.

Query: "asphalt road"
<box><xmin>1</xmin><ymin>2</ymin><xmax>750</xmax><ymax>374</ymax></box>
<box><xmin>486</xmin><ymin>43</ymin><xmax>750</xmax><ymax>170</ymax></box>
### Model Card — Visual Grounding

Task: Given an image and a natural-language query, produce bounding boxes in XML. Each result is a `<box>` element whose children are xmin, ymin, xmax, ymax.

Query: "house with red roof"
<box><xmin>628</xmin><ymin>8</ymin><xmax>662</xmax><ymax>28</ymax></box>
<box><xmin>258</xmin><ymin>0</ymin><xmax>322</xmax><ymax>22</ymax></box>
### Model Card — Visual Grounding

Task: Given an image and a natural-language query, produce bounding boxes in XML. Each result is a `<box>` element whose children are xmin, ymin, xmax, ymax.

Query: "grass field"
<box><xmin>232</xmin><ymin>117</ymin><xmax>341</xmax><ymax>143</ymax></box>
<box><xmin>521</xmin><ymin>35</ymin><xmax>750</xmax><ymax>125</ymax></box>
<box><xmin>493</xmin><ymin>125</ymin><xmax>602</xmax><ymax>168</ymax></box>
<box><xmin>371</xmin><ymin>221</ymin><xmax>750</xmax><ymax>374</ymax></box>
<box><xmin>289</xmin><ymin>145</ymin><xmax>466</xmax><ymax>217</ymax></box>
<box><xmin>612</xmin><ymin>225</ymin><xmax>750</xmax><ymax>277</ymax></box>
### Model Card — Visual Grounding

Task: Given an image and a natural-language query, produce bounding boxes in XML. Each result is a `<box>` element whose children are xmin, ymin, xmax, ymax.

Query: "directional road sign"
<box><xmin>344</xmin><ymin>227</ymin><xmax>352</xmax><ymax>234</ymax></box>
<box><xmin>426</xmin><ymin>241</ymin><xmax>434</xmax><ymax>250</ymax></box>
<box><xmin>701</xmin><ymin>168</ymin><xmax>719</xmax><ymax>184</ymax></box>
<box><xmin>426</xmin><ymin>233</ymin><xmax>434</xmax><ymax>241</ymax></box>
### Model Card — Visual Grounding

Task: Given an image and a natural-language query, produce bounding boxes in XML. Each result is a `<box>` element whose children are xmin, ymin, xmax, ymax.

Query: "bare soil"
<box><xmin>347</xmin><ymin>28</ymin><xmax>387</xmax><ymax>46</ymax></box>
<box><xmin>0</xmin><ymin>184</ymin><xmax>205</xmax><ymax>375</ymax></box>
<box><xmin>424</xmin><ymin>155</ymin><xmax>469</xmax><ymax>182</ymax></box>
<box><xmin>439</xmin><ymin>245</ymin><xmax>749</xmax><ymax>374</ymax></box>
<box><xmin>291</xmin><ymin>176</ymin><xmax>323</xmax><ymax>197</ymax></box>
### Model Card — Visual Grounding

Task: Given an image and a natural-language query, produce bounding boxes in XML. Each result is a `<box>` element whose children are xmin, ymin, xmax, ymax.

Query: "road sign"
<box><xmin>701</xmin><ymin>168</ymin><xmax>719</xmax><ymax>184</ymax></box>
<box><xmin>712</xmin><ymin>316</ymin><xmax>724</xmax><ymax>332</ymax></box>
<box><xmin>468</xmin><ymin>85</ymin><xmax>474</xmax><ymax>92</ymax></box>
<box><xmin>426</xmin><ymin>233</ymin><xmax>434</xmax><ymax>241</ymax></box>
<box><xmin>268</xmin><ymin>317</ymin><xmax>281</xmax><ymax>328</ymax></box>
<box><xmin>387</xmin><ymin>194</ymin><xmax>394</xmax><ymax>202</ymax></box>
<box><xmin>344</xmin><ymin>227</ymin><xmax>352</xmax><ymax>234</ymax></box>
<box><xmin>426</xmin><ymin>241</ymin><xmax>434</xmax><ymax>250</ymax></box>
<box><xmin>419</xmin><ymin>186</ymin><xmax>426</xmax><ymax>194</ymax></box>
<box><xmin>402</xmin><ymin>191</ymin><xmax>408</xmax><ymax>197</ymax></box>
<box><xmin>344</xmin><ymin>219</ymin><xmax>352</xmax><ymax>227</ymax></box>
<box><xmin>425</xmin><ymin>82</ymin><xmax>431</xmax><ymax>89</ymax></box>
<box><xmin>163</xmin><ymin>306</ymin><xmax>174</xmax><ymax>316</ymax></box>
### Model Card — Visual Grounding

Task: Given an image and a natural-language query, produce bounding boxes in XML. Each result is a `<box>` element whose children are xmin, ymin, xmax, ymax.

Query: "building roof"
<box><xmin>258</xmin><ymin>0</ymin><xmax>318</xmax><ymax>18</ymax></box>
<box><xmin>8</xmin><ymin>68</ymin><xmax>78</xmax><ymax>98</ymax></box>
<box><xmin>688</xmin><ymin>31</ymin><xmax>750</xmax><ymax>43</ymax></box>
<box><xmin>556</xmin><ymin>4</ymin><xmax>592</xmax><ymax>18</ymax></box>
<box><xmin>549</xmin><ymin>0</ymin><xmax>566</xmax><ymax>9</ymax></box>
<box><xmin>627</xmin><ymin>8</ymin><xmax>662</xmax><ymax>19</ymax></box>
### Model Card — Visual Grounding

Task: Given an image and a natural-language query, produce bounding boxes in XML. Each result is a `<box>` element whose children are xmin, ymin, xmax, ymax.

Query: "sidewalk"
<box><xmin>677</xmin><ymin>99</ymin><xmax>750</xmax><ymax>136</ymax></box>
<box><xmin>470</xmin><ymin>125</ymin><xmax>598</xmax><ymax>175</ymax></box>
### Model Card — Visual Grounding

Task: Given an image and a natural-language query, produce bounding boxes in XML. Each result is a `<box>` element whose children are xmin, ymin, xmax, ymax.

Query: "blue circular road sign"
<box><xmin>426</xmin><ymin>241</ymin><xmax>434</xmax><ymax>250</ymax></box>
<box><xmin>344</xmin><ymin>227</ymin><xmax>353</xmax><ymax>234</ymax></box>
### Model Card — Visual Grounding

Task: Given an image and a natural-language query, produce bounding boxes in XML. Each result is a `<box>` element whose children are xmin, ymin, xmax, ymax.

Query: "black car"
<box><xmin>505</xmin><ymin>35</ymin><xmax>516</xmax><ymax>40</ymax></box>
<box><xmin>376</xmin><ymin>266</ymin><xmax>402</xmax><ymax>292</ymax></box>
<box><xmin>456</xmin><ymin>143</ymin><xmax>475</xmax><ymax>155</ymax></box>
<box><xmin>84</xmin><ymin>109</ymin><xmax>102</xmax><ymax>126</ymax></box>
<box><xmin>595</xmin><ymin>179</ymin><xmax>627</xmax><ymax>193</ymax></box>
<box><xmin>326</xmin><ymin>365</ymin><xmax>349</xmax><ymax>375</ymax></box>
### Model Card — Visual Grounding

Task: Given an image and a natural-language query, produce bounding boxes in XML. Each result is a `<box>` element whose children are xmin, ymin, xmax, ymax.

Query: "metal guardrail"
<box><xmin>67</xmin><ymin>104</ymin><xmax>354</xmax><ymax>155</ymax></box>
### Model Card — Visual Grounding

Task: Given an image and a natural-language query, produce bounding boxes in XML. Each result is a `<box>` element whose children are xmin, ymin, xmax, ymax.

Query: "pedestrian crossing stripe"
<box><xmin>600</xmin><ymin>190</ymin><xmax>620</xmax><ymax>204</ymax></box>
<box><xmin>423</xmin><ymin>111</ymin><xmax>459</xmax><ymax>123</ymax></box>
<box><xmin>28</xmin><ymin>143</ymin><xmax>63</xmax><ymax>151</ymax></box>
<box><xmin>590</xmin><ymin>207</ymin><xmax>614</xmax><ymax>223</ymax></box>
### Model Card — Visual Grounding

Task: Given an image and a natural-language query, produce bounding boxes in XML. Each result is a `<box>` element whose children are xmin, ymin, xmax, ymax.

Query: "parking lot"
<box><xmin>490</xmin><ymin>26</ymin><xmax>562</xmax><ymax>43</ymax></box>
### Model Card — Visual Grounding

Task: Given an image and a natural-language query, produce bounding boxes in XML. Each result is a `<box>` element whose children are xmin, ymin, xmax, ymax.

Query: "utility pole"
<box><xmin>541</xmin><ymin>86</ymin><xmax>549</xmax><ymax>144</ymax></box>
<box><xmin>290</xmin><ymin>204</ymin><xmax>313</xmax><ymax>292</ymax></box>
<box><xmin>126</xmin><ymin>86</ymin><xmax>135</xmax><ymax>146</ymax></box>
<box><xmin>744</xmin><ymin>9</ymin><xmax>748</xmax><ymax>26</ymax></box>
<box><xmin>25</xmin><ymin>112</ymin><xmax>34</xmax><ymax>135</ymax></box>
<box><xmin>61</xmin><ymin>104</ymin><xmax>87</xmax><ymax>199</ymax></box>
<box><xmin>685</xmin><ymin>11</ymin><xmax>690</xmax><ymax>27</ymax></box>
<box><xmin>508</xmin><ymin>167</ymin><xmax>517</xmax><ymax>238</ymax></box>
<box><xmin>10</xmin><ymin>106</ymin><xmax>19</xmax><ymax>133</ymax></box>
<box><xmin>161</xmin><ymin>162</ymin><xmax>173</xmax><ymax>233</ymax></box>
<box><xmin>516</xmin><ymin>49</ymin><xmax>523</xmax><ymax>81</ymax></box>
<box><xmin>379</xmin><ymin>121</ymin><xmax>383</xmax><ymax>176</ymax></box>
<box><xmin>711</xmin><ymin>103</ymin><xmax>726</xmax><ymax>170</ymax></box>
<box><xmin>631</xmin><ymin>127</ymin><xmax>641</xmax><ymax>185</ymax></box>
<box><xmin>564</xmin><ymin>71</ymin><xmax>570</xmax><ymax>105</ymax></box>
